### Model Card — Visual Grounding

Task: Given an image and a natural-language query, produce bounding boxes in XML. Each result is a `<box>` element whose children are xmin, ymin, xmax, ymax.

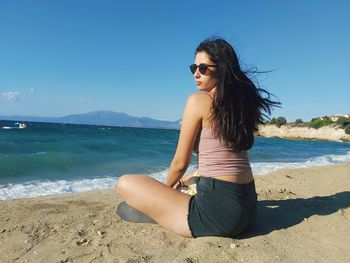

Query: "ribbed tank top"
<box><xmin>198</xmin><ymin>127</ymin><xmax>252</xmax><ymax>177</ymax></box>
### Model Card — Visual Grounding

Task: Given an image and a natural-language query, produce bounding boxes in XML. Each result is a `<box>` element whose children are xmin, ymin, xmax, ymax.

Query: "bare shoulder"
<box><xmin>187</xmin><ymin>92</ymin><xmax>212</xmax><ymax>107</ymax></box>
<box><xmin>186</xmin><ymin>92</ymin><xmax>212</xmax><ymax>120</ymax></box>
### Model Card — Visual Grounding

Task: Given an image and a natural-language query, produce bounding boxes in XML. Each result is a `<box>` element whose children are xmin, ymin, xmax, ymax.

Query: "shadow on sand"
<box><xmin>240</xmin><ymin>191</ymin><xmax>350</xmax><ymax>238</ymax></box>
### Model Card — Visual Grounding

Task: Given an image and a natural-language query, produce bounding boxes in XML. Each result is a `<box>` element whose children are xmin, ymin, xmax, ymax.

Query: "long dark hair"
<box><xmin>195</xmin><ymin>37</ymin><xmax>281</xmax><ymax>152</ymax></box>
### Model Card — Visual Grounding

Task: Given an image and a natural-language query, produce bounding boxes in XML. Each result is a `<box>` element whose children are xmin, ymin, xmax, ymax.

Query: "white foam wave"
<box><xmin>252</xmin><ymin>151</ymin><xmax>350</xmax><ymax>175</ymax></box>
<box><xmin>27</xmin><ymin>151</ymin><xmax>48</xmax><ymax>156</ymax></box>
<box><xmin>1</xmin><ymin>153</ymin><xmax>349</xmax><ymax>200</ymax></box>
<box><xmin>0</xmin><ymin>177</ymin><xmax>118</xmax><ymax>201</ymax></box>
<box><xmin>144</xmin><ymin>164</ymin><xmax>198</xmax><ymax>182</ymax></box>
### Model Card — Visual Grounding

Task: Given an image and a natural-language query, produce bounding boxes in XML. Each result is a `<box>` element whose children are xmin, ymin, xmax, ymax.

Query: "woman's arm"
<box><xmin>165</xmin><ymin>94</ymin><xmax>202</xmax><ymax>187</ymax></box>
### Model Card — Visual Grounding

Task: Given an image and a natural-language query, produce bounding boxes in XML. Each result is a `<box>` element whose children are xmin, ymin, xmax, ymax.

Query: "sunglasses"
<box><xmin>189</xmin><ymin>63</ymin><xmax>217</xmax><ymax>74</ymax></box>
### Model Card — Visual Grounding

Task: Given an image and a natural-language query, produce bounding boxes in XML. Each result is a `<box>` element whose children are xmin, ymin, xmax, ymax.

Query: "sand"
<box><xmin>1</xmin><ymin>163</ymin><xmax>349</xmax><ymax>263</ymax></box>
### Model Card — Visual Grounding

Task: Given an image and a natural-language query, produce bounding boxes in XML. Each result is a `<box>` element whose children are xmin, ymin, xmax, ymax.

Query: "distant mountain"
<box><xmin>0</xmin><ymin>111</ymin><xmax>181</xmax><ymax>129</ymax></box>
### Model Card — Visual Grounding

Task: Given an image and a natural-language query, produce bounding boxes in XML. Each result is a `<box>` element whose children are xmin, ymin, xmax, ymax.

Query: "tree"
<box><xmin>322</xmin><ymin>116</ymin><xmax>332</xmax><ymax>122</ymax></box>
<box><xmin>336</xmin><ymin>117</ymin><xmax>350</xmax><ymax>127</ymax></box>
<box><xmin>345</xmin><ymin>125</ymin><xmax>350</xmax><ymax>135</ymax></box>
<box><xmin>295</xmin><ymin>118</ymin><xmax>303</xmax><ymax>124</ymax></box>
<box><xmin>276</xmin><ymin>116</ymin><xmax>287</xmax><ymax>127</ymax></box>
<box><xmin>309</xmin><ymin>117</ymin><xmax>333</xmax><ymax>129</ymax></box>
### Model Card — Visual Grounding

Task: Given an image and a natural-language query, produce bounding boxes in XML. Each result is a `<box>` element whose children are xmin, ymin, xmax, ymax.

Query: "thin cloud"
<box><xmin>1</xmin><ymin>91</ymin><xmax>21</xmax><ymax>102</ymax></box>
<box><xmin>30</xmin><ymin>88</ymin><xmax>35</xmax><ymax>93</ymax></box>
<box><xmin>80</xmin><ymin>98</ymin><xmax>92</xmax><ymax>104</ymax></box>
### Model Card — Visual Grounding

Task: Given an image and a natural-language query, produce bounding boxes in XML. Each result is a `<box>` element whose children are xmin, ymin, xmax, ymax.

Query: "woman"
<box><xmin>116</xmin><ymin>37</ymin><xmax>280</xmax><ymax>238</ymax></box>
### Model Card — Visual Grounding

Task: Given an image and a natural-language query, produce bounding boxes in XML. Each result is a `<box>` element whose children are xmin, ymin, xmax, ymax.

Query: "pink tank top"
<box><xmin>198</xmin><ymin>127</ymin><xmax>252</xmax><ymax>177</ymax></box>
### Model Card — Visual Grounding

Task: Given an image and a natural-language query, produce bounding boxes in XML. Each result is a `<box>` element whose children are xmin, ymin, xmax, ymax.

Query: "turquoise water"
<box><xmin>1</xmin><ymin>121</ymin><xmax>350</xmax><ymax>200</ymax></box>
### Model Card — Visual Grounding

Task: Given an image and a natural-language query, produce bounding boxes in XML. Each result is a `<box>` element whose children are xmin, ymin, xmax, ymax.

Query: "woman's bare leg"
<box><xmin>116</xmin><ymin>174</ymin><xmax>193</xmax><ymax>237</ymax></box>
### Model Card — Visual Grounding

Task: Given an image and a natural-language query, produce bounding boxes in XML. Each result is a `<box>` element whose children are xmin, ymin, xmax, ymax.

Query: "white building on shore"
<box><xmin>329</xmin><ymin>114</ymin><xmax>350</xmax><ymax>122</ymax></box>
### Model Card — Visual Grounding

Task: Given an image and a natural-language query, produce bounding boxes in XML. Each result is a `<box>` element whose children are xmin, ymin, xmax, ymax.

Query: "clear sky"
<box><xmin>1</xmin><ymin>0</ymin><xmax>349</xmax><ymax>122</ymax></box>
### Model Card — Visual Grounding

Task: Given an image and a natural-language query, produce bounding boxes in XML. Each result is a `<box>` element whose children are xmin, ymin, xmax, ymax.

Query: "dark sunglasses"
<box><xmin>189</xmin><ymin>63</ymin><xmax>217</xmax><ymax>74</ymax></box>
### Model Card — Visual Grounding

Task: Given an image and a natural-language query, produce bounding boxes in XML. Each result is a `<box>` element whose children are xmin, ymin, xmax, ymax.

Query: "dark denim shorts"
<box><xmin>187</xmin><ymin>176</ymin><xmax>257</xmax><ymax>238</ymax></box>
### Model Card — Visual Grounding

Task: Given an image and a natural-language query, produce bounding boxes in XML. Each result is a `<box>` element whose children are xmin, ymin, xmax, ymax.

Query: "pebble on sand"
<box><xmin>230</xmin><ymin>243</ymin><xmax>238</xmax><ymax>249</ymax></box>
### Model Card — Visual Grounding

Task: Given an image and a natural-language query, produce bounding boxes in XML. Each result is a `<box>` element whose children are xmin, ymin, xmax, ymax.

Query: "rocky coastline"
<box><xmin>257</xmin><ymin>124</ymin><xmax>350</xmax><ymax>142</ymax></box>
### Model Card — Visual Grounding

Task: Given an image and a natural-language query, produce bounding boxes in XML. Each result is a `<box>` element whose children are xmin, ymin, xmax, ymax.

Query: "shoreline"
<box><xmin>1</xmin><ymin>163</ymin><xmax>350</xmax><ymax>263</ymax></box>
<box><xmin>3</xmin><ymin>157</ymin><xmax>350</xmax><ymax>201</ymax></box>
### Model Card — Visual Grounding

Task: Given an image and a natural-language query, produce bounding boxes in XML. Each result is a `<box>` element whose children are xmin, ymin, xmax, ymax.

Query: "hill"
<box><xmin>0</xmin><ymin>111</ymin><xmax>181</xmax><ymax>130</ymax></box>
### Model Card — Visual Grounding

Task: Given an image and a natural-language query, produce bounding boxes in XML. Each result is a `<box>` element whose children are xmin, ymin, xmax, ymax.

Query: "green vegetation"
<box><xmin>336</xmin><ymin>117</ymin><xmax>350</xmax><ymax>135</ymax></box>
<box><xmin>345</xmin><ymin>125</ymin><xmax>350</xmax><ymax>135</ymax></box>
<box><xmin>266</xmin><ymin>115</ymin><xmax>350</xmax><ymax>134</ymax></box>
<box><xmin>336</xmin><ymin>117</ymin><xmax>350</xmax><ymax>127</ymax></box>
<box><xmin>308</xmin><ymin>116</ymin><xmax>333</xmax><ymax>129</ymax></box>
<box><xmin>269</xmin><ymin>116</ymin><xmax>287</xmax><ymax>127</ymax></box>
<box><xmin>276</xmin><ymin>117</ymin><xmax>287</xmax><ymax>127</ymax></box>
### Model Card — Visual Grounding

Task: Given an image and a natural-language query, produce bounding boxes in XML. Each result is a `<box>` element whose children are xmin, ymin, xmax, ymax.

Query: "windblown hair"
<box><xmin>195</xmin><ymin>37</ymin><xmax>281</xmax><ymax>152</ymax></box>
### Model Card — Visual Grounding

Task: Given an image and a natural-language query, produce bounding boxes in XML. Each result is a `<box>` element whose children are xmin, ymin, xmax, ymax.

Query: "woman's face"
<box><xmin>193</xmin><ymin>51</ymin><xmax>217</xmax><ymax>93</ymax></box>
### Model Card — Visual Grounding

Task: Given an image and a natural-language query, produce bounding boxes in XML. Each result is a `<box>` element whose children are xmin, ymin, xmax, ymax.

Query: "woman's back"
<box><xmin>198</xmin><ymin>126</ymin><xmax>252</xmax><ymax>177</ymax></box>
<box><xmin>195</xmin><ymin>92</ymin><xmax>254</xmax><ymax>184</ymax></box>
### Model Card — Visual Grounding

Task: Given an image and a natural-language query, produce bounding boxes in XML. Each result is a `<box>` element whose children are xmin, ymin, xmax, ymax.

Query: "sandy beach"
<box><xmin>1</xmin><ymin>163</ymin><xmax>349</xmax><ymax>263</ymax></box>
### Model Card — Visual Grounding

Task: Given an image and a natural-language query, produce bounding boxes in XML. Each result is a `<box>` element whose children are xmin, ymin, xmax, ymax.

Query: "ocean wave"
<box><xmin>0</xmin><ymin>165</ymin><xmax>198</xmax><ymax>201</ymax></box>
<box><xmin>0</xmin><ymin>177</ymin><xmax>118</xmax><ymax>200</ymax></box>
<box><xmin>1</xmin><ymin>153</ymin><xmax>349</xmax><ymax>200</ymax></box>
<box><xmin>252</xmin><ymin>151</ymin><xmax>350</xmax><ymax>175</ymax></box>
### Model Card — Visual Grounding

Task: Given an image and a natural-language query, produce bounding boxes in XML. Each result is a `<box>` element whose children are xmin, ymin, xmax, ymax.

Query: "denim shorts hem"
<box><xmin>187</xmin><ymin>195</ymin><xmax>197</xmax><ymax>238</ymax></box>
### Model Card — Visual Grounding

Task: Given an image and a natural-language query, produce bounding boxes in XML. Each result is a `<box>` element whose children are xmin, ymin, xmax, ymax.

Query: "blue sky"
<box><xmin>0</xmin><ymin>0</ymin><xmax>349</xmax><ymax>122</ymax></box>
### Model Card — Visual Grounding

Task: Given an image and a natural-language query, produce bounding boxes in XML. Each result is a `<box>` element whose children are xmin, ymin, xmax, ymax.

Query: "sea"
<box><xmin>1</xmin><ymin>121</ymin><xmax>350</xmax><ymax>200</ymax></box>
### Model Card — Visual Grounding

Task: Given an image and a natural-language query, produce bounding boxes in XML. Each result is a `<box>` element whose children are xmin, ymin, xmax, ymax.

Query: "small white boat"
<box><xmin>19</xmin><ymin>123</ymin><xmax>27</xmax><ymax>129</ymax></box>
<box><xmin>1</xmin><ymin>122</ymin><xmax>27</xmax><ymax>129</ymax></box>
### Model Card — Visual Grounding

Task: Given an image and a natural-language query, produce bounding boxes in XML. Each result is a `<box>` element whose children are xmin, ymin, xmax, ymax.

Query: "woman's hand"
<box><xmin>172</xmin><ymin>171</ymin><xmax>198</xmax><ymax>190</ymax></box>
<box><xmin>172</xmin><ymin>180</ymin><xmax>182</xmax><ymax>190</ymax></box>
<box><xmin>172</xmin><ymin>178</ymin><xmax>186</xmax><ymax>190</ymax></box>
